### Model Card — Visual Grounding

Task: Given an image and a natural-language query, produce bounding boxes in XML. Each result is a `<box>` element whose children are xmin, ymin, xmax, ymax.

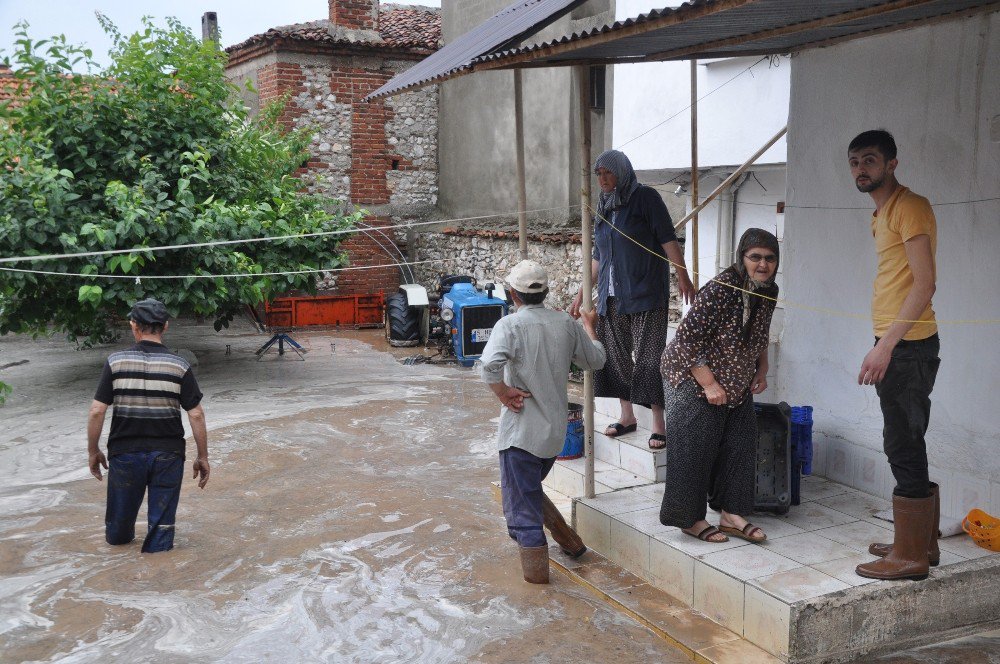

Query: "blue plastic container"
<box><xmin>791</xmin><ymin>406</ymin><xmax>814</xmax><ymax>474</ymax></box>
<box><xmin>557</xmin><ymin>402</ymin><xmax>584</xmax><ymax>460</ymax></box>
<box><xmin>789</xmin><ymin>406</ymin><xmax>814</xmax><ymax>506</ymax></box>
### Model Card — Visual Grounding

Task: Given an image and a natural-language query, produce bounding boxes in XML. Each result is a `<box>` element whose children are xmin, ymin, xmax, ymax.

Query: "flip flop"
<box><xmin>719</xmin><ymin>523</ymin><xmax>766</xmax><ymax>543</ymax></box>
<box><xmin>604</xmin><ymin>422</ymin><xmax>637</xmax><ymax>437</ymax></box>
<box><xmin>683</xmin><ymin>525</ymin><xmax>729</xmax><ymax>543</ymax></box>
<box><xmin>648</xmin><ymin>433</ymin><xmax>666</xmax><ymax>449</ymax></box>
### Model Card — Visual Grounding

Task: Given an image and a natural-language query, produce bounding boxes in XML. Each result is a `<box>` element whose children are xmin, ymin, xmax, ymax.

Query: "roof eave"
<box><xmin>225</xmin><ymin>36</ymin><xmax>437</xmax><ymax>69</ymax></box>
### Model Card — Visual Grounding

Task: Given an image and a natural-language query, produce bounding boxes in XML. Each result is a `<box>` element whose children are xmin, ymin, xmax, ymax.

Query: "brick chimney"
<box><xmin>329</xmin><ymin>0</ymin><xmax>379</xmax><ymax>31</ymax></box>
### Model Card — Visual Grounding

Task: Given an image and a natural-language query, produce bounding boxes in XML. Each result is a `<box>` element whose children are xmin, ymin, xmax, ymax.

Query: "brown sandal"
<box><xmin>683</xmin><ymin>525</ymin><xmax>729</xmax><ymax>543</ymax></box>
<box><xmin>719</xmin><ymin>522</ymin><xmax>766</xmax><ymax>543</ymax></box>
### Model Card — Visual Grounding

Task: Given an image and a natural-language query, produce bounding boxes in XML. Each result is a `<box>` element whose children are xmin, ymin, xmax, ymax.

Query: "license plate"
<box><xmin>471</xmin><ymin>328</ymin><xmax>492</xmax><ymax>343</ymax></box>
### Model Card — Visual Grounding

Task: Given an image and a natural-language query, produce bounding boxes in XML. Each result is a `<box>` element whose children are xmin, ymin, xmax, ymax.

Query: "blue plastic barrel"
<box><xmin>557</xmin><ymin>402</ymin><xmax>584</xmax><ymax>460</ymax></box>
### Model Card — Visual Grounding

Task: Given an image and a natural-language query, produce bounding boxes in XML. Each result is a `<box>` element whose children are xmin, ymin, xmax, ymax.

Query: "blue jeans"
<box><xmin>106</xmin><ymin>451</ymin><xmax>185</xmax><ymax>553</ymax></box>
<box><xmin>499</xmin><ymin>447</ymin><xmax>556</xmax><ymax>547</ymax></box>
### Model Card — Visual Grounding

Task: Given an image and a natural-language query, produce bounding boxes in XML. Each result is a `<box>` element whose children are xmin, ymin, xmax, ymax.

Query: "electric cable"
<box><xmin>0</xmin><ymin>256</ymin><xmax>464</xmax><ymax>280</ymax></box>
<box><xmin>615</xmin><ymin>56</ymin><xmax>771</xmax><ymax>150</ymax></box>
<box><xmin>0</xmin><ymin>204</ymin><xmax>580</xmax><ymax>266</ymax></box>
<box><xmin>587</xmin><ymin>202</ymin><xmax>1000</xmax><ymax>326</ymax></box>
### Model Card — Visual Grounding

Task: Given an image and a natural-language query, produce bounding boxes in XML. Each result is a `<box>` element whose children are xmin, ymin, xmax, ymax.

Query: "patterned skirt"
<box><xmin>594</xmin><ymin>298</ymin><xmax>668</xmax><ymax>408</ymax></box>
<box><xmin>659</xmin><ymin>379</ymin><xmax>757</xmax><ymax>528</ymax></box>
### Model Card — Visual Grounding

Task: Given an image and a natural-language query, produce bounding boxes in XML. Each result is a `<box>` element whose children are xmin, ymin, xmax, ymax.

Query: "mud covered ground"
<box><xmin>0</xmin><ymin>324</ymin><xmax>690</xmax><ymax>663</ymax></box>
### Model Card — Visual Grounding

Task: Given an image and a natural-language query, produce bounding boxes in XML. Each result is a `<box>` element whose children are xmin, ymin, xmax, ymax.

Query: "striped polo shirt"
<box><xmin>94</xmin><ymin>340</ymin><xmax>203</xmax><ymax>456</ymax></box>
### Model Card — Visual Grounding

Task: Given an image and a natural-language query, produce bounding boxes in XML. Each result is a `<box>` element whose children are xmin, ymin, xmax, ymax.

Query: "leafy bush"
<box><xmin>0</xmin><ymin>17</ymin><xmax>357</xmax><ymax>344</ymax></box>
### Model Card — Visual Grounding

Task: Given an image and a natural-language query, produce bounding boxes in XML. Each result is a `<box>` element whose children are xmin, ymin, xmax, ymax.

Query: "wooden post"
<box><xmin>673</xmin><ymin>126</ymin><xmax>787</xmax><ymax>231</ymax></box>
<box><xmin>514</xmin><ymin>69</ymin><xmax>529</xmax><ymax>260</ymax></box>
<box><xmin>576</xmin><ymin>65</ymin><xmax>595</xmax><ymax>500</ymax></box>
<box><xmin>690</xmin><ymin>59</ymin><xmax>699</xmax><ymax>290</ymax></box>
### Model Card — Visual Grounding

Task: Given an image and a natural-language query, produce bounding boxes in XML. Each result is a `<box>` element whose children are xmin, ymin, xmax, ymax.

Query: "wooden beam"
<box><xmin>787</xmin><ymin>2</ymin><xmax>1000</xmax><ymax>54</ymax></box>
<box><xmin>690</xmin><ymin>59</ymin><xmax>699</xmax><ymax>291</ymax></box>
<box><xmin>473</xmin><ymin>0</ymin><xmax>756</xmax><ymax>72</ymax></box>
<box><xmin>643</xmin><ymin>0</ymin><xmax>944</xmax><ymax>63</ymax></box>
<box><xmin>514</xmin><ymin>69</ymin><xmax>529</xmax><ymax>260</ymax></box>
<box><xmin>467</xmin><ymin>0</ymin><xmax>1000</xmax><ymax>75</ymax></box>
<box><xmin>576</xmin><ymin>65</ymin><xmax>596</xmax><ymax>501</ymax></box>
<box><xmin>674</xmin><ymin>126</ymin><xmax>787</xmax><ymax>232</ymax></box>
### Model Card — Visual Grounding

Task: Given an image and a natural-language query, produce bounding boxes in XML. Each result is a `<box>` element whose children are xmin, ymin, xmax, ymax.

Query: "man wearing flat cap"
<box><xmin>480</xmin><ymin>260</ymin><xmax>606</xmax><ymax>584</ymax></box>
<box><xmin>87</xmin><ymin>298</ymin><xmax>209</xmax><ymax>553</ymax></box>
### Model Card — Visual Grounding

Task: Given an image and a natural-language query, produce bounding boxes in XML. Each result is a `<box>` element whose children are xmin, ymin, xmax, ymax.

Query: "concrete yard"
<box><xmin>1</xmin><ymin>323</ymin><xmax>998</xmax><ymax>663</ymax></box>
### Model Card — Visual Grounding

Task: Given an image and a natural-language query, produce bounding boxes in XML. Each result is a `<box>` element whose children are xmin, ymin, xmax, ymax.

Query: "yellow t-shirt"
<box><xmin>870</xmin><ymin>186</ymin><xmax>937</xmax><ymax>340</ymax></box>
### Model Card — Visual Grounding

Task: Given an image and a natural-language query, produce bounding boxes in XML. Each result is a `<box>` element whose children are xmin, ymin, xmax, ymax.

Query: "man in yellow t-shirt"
<box><xmin>848</xmin><ymin>130</ymin><xmax>940</xmax><ymax>582</ymax></box>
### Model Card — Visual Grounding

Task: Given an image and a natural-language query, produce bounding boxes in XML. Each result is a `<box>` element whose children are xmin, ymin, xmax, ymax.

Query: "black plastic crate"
<box><xmin>753</xmin><ymin>402</ymin><xmax>792</xmax><ymax>515</ymax></box>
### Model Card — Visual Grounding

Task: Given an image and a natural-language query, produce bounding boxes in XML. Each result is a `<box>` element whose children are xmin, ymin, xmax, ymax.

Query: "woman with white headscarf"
<box><xmin>659</xmin><ymin>228</ymin><xmax>780</xmax><ymax>543</ymax></box>
<box><xmin>570</xmin><ymin>149</ymin><xmax>694</xmax><ymax>449</ymax></box>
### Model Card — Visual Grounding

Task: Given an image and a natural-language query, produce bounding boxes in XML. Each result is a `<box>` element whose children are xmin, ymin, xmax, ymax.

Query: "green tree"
<box><xmin>0</xmin><ymin>17</ymin><xmax>357</xmax><ymax>345</ymax></box>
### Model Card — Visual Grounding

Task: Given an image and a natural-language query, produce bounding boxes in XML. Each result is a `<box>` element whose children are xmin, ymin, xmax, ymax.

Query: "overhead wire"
<box><xmin>0</xmin><ymin>257</ymin><xmax>464</xmax><ymax>280</ymax></box>
<box><xmin>0</xmin><ymin>204</ymin><xmax>580</xmax><ymax>266</ymax></box>
<box><xmin>587</xmin><ymin>202</ymin><xmax>1000</xmax><ymax>326</ymax></box>
<box><xmin>615</xmin><ymin>56</ymin><xmax>771</xmax><ymax>150</ymax></box>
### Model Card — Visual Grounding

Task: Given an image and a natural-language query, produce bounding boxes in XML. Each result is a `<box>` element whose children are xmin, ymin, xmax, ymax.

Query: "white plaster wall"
<box><xmin>613</xmin><ymin>1</ymin><xmax>789</xmax><ymax>171</ymax></box>
<box><xmin>778</xmin><ymin>12</ymin><xmax>1000</xmax><ymax>517</ymax></box>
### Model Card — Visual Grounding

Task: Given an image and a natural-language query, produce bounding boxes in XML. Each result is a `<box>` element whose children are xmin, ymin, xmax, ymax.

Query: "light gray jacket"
<box><xmin>480</xmin><ymin>304</ymin><xmax>606</xmax><ymax>458</ymax></box>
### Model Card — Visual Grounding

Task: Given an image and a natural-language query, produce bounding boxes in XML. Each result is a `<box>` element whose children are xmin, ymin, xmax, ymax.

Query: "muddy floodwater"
<box><xmin>1</xmin><ymin>325</ymin><xmax>693</xmax><ymax>663</ymax></box>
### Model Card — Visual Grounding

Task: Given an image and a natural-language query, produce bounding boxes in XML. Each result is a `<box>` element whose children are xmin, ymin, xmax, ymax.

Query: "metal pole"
<box><xmin>673</xmin><ymin>126</ymin><xmax>787</xmax><ymax>231</ymax></box>
<box><xmin>690</xmin><ymin>59</ymin><xmax>699</xmax><ymax>290</ymax></box>
<box><xmin>576</xmin><ymin>65</ymin><xmax>595</xmax><ymax>500</ymax></box>
<box><xmin>514</xmin><ymin>69</ymin><xmax>529</xmax><ymax>260</ymax></box>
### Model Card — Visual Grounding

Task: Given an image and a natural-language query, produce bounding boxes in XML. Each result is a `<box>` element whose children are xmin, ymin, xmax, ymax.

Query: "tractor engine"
<box><xmin>436</xmin><ymin>280</ymin><xmax>507</xmax><ymax>366</ymax></box>
<box><xmin>385</xmin><ymin>275</ymin><xmax>508</xmax><ymax>366</ymax></box>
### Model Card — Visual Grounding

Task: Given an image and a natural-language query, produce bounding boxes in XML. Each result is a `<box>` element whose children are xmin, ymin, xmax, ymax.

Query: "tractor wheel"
<box><xmin>385</xmin><ymin>293</ymin><xmax>420</xmax><ymax>347</ymax></box>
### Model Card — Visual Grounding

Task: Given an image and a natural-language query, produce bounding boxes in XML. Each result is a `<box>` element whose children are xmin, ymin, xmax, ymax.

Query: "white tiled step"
<box><xmin>572</xmin><ymin>474</ymin><xmax>1000</xmax><ymax>663</ymax></box>
<box><xmin>593</xmin><ymin>411</ymin><xmax>667</xmax><ymax>482</ymax></box>
<box><xmin>542</xmin><ymin>456</ymin><xmax>652</xmax><ymax>499</ymax></box>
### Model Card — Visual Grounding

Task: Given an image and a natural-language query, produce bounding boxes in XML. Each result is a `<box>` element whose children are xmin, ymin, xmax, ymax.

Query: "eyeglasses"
<box><xmin>745</xmin><ymin>253</ymin><xmax>777</xmax><ymax>264</ymax></box>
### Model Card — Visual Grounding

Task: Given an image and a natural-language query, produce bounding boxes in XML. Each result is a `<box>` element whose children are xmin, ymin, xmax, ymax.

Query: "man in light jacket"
<box><xmin>480</xmin><ymin>260</ymin><xmax>606</xmax><ymax>583</ymax></box>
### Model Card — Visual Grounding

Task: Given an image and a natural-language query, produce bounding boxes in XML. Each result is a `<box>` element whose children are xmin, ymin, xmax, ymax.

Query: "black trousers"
<box><xmin>875</xmin><ymin>334</ymin><xmax>940</xmax><ymax>499</ymax></box>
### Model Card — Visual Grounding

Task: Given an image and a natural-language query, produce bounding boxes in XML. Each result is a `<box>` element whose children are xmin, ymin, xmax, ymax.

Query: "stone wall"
<box><xmin>293</xmin><ymin>64</ymin><xmax>353</xmax><ymax>202</ymax></box>
<box><xmin>411</xmin><ymin>229</ymin><xmax>683</xmax><ymax>320</ymax></box>
<box><xmin>235</xmin><ymin>53</ymin><xmax>439</xmax><ymax>296</ymax></box>
<box><xmin>384</xmin><ymin>81</ymin><xmax>438</xmax><ymax>212</ymax></box>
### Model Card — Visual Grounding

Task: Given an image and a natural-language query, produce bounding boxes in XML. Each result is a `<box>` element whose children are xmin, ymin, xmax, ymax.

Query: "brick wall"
<box><xmin>329</xmin><ymin>0</ymin><xmax>378</xmax><ymax>31</ymax></box>
<box><xmin>330</xmin><ymin>67</ymin><xmax>393</xmax><ymax>206</ymax></box>
<box><xmin>255</xmin><ymin>58</ymin><xmax>431</xmax><ymax>297</ymax></box>
<box><xmin>323</xmin><ymin>215</ymin><xmax>401</xmax><ymax>293</ymax></box>
<box><xmin>257</xmin><ymin>62</ymin><xmax>307</xmax><ymax>129</ymax></box>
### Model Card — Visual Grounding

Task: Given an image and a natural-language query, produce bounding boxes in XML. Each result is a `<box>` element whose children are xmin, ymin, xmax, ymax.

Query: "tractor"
<box><xmin>385</xmin><ymin>275</ymin><xmax>509</xmax><ymax>366</ymax></box>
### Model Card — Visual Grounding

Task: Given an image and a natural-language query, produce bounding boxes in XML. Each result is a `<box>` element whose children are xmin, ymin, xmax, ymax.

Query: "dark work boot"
<box><xmin>869</xmin><ymin>482</ymin><xmax>940</xmax><ymax>566</ymax></box>
<box><xmin>857</xmin><ymin>494</ymin><xmax>934</xmax><ymax>581</ymax></box>
<box><xmin>519</xmin><ymin>545</ymin><xmax>550</xmax><ymax>584</ymax></box>
<box><xmin>541</xmin><ymin>493</ymin><xmax>587</xmax><ymax>558</ymax></box>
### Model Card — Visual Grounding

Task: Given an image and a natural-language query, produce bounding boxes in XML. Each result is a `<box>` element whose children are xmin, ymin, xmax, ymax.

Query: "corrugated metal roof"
<box><xmin>474</xmin><ymin>0</ymin><xmax>1000</xmax><ymax>68</ymax></box>
<box><xmin>364</xmin><ymin>0</ymin><xmax>587</xmax><ymax>100</ymax></box>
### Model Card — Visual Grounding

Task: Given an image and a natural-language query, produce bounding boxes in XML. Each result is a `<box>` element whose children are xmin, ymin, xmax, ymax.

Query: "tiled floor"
<box><xmin>568</xmin><ymin>473</ymin><xmax>1000</xmax><ymax>660</ymax></box>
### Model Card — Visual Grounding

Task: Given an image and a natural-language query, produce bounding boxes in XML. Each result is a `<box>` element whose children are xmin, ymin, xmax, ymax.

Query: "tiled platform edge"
<box><xmin>549</xmin><ymin>545</ymin><xmax>782</xmax><ymax>664</ymax></box>
<box><xmin>572</xmin><ymin>477</ymin><xmax>1000</xmax><ymax>663</ymax></box>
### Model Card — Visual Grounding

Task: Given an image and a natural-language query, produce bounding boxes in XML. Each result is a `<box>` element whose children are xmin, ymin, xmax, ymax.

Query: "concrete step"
<box><xmin>542</xmin><ymin>456</ymin><xmax>650</xmax><ymax>498</ymax></box>
<box><xmin>549</xmin><ymin>544</ymin><xmax>781</xmax><ymax>664</ymax></box>
<box><xmin>593</xmin><ymin>411</ymin><xmax>666</xmax><ymax>482</ymax></box>
<box><xmin>572</xmin><ymin>474</ymin><xmax>1000</xmax><ymax>662</ymax></box>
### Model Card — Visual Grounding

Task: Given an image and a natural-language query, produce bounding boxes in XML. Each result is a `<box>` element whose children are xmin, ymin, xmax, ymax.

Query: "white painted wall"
<box><xmin>778</xmin><ymin>11</ymin><xmax>1000</xmax><ymax>519</ymax></box>
<box><xmin>613</xmin><ymin>0</ymin><xmax>789</xmax><ymax>171</ymax></box>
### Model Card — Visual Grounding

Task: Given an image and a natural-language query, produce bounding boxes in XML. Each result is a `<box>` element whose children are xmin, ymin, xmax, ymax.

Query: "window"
<box><xmin>589</xmin><ymin>65</ymin><xmax>606</xmax><ymax>111</ymax></box>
